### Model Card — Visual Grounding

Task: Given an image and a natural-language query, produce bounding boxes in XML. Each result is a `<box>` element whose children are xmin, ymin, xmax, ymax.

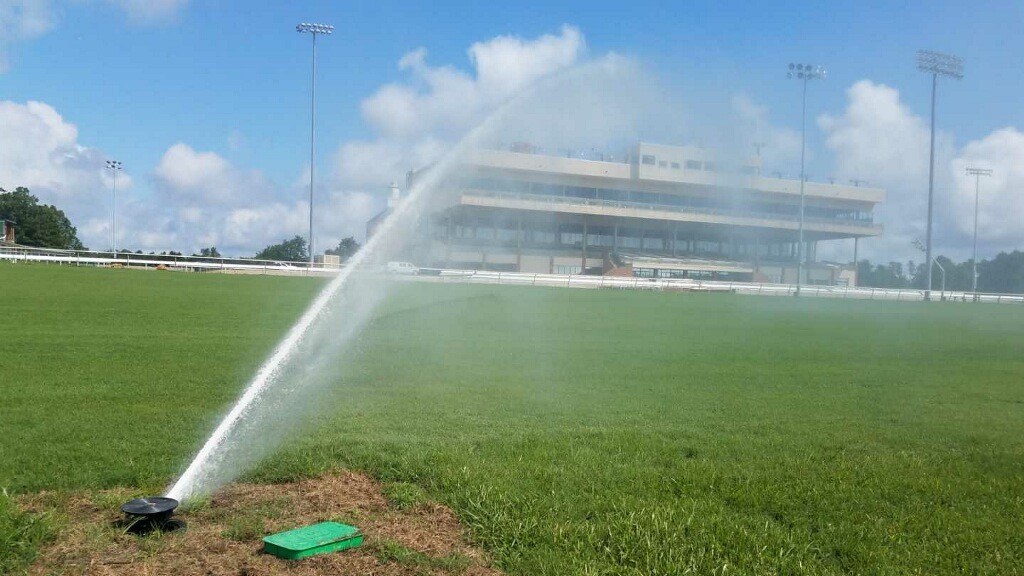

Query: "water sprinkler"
<box><xmin>120</xmin><ymin>497</ymin><xmax>186</xmax><ymax>535</ymax></box>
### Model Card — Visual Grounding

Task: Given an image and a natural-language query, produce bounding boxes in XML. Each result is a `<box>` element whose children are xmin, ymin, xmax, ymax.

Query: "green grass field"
<box><xmin>2</xmin><ymin>263</ymin><xmax>1024</xmax><ymax>575</ymax></box>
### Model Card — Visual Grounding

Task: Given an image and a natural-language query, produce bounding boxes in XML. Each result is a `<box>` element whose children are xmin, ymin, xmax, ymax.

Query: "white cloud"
<box><xmin>145</xmin><ymin>143</ymin><xmax>378</xmax><ymax>255</ymax></box>
<box><xmin>0</xmin><ymin>100</ymin><xmax>129</xmax><ymax>248</ymax></box>
<box><xmin>949</xmin><ymin>128</ymin><xmax>1024</xmax><ymax>254</ymax></box>
<box><xmin>817</xmin><ymin>80</ymin><xmax>1022</xmax><ymax>262</ymax></box>
<box><xmin>98</xmin><ymin>0</ymin><xmax>189</xmax><ymax>24</ymax></box>
<box><xmin>360</xmin><ymin>25</ymin><xmax>585</xmax><ymax>140</ymax></box>
<box><xmin>154</xmin><ymin>143</ymin><xmax>272</xmax><ymax>206</ymax></box>
<box><xmin>0</xmin><ymin>0</ymin><xmax>56</xmax><ymax>71</ymax></box>
<box><xmin>337</xmin><ymin>25</ymin><xmax>587</xmax><ymax>191</ymax></box>
<box><xmin>730</xmin><ymin>93</ymin><xmax>801</xmax><ymax>174</ymax></box>
<box><xmin>0</xmin><ymin>102</ymin><xmax>375</xmax><ymax>256</ymax></box>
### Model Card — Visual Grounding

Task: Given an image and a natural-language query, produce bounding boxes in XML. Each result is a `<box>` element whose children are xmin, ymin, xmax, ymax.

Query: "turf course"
<box><xmin>2</xmin><ymin>263</ymin><xmax>1023</xmax><ymax>575</ymax></box>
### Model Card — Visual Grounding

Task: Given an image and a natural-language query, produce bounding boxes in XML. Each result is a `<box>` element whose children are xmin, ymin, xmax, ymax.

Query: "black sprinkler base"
<box><xmin>120</xmin><ymin>497</ymin><xmax>186</xmax><ymax>535</ymax></box>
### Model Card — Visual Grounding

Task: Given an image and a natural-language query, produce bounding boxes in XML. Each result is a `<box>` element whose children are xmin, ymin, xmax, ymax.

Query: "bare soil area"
<box><xmin>20</xmin><ymin>471</ymin><xmax>500</xmax><ymax>575</ymax></box>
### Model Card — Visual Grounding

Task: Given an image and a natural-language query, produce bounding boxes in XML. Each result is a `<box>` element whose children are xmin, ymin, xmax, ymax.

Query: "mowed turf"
<box><xmin>2</xmin><ymin>263</ymin><xmax>1024</xmax><ymax>575</ymax></box>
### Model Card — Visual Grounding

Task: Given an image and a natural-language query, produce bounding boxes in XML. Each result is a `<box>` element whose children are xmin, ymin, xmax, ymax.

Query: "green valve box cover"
<box><xmin>263</xmin><ymin>521</ymin><xmax>363</xmax><ymax>560</ymax></box>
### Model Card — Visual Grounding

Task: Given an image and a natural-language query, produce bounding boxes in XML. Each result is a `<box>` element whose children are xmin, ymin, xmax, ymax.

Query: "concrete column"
<box><xmin>581</xmin><ymin>217</ymin><xmax>588</xmax><ymax>272</ymax></box>
<box><xmin>613</xmin><ymin>221</ymin><xmax>619</xmax><ymax>250</ymax></box>
<box><xmin>853</xmin><ymin>237</ymin><xmax>859</xmax><ymax>287</ymax></box>
<box><xmin>672</xmin><ymin>225</ymin><xmax>678</xmax><ymax>257</ymax></box>
<box><xmin>516</xmin><ymin>214</ymin><xmax>523</xmax><ymax>271</ymax></box>
<box><xmin>753</xmin><ymin>236</ymin><xmax>760</xmax><ymax>274</ymax></box>
<box><xmin>445</xmin><ymin>215</ymin><xmax>453</xmax><ymax>265</ymax></box>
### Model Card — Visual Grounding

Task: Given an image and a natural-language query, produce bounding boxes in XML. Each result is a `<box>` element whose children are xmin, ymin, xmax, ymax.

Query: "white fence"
<box><xmin>4</xmin><ymin>245</ymin><xmax>1023</xmax><ymax>304</ymax></box>
<box><xmin>415</xmin><ymin>270</ymin><xmax>1024</xmax><ymax>304</ymax></box>
<box><xmin>0</xmin><ymin>245</ymin><xmax>337</xmax><ymax>274</ymax></box>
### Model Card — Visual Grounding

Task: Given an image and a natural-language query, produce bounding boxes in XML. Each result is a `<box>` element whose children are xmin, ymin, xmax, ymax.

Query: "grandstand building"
<box><xmin>374</xmin><ymin>142</ymin><xmax>885</xmax><ymax>285</ymax></box>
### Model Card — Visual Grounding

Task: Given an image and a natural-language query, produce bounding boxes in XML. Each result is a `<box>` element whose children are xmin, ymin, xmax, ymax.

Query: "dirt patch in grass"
<box><xmin>18</xmin><ymin>471</ymin><xmax>500</xmax><ymax>576</ymax></box>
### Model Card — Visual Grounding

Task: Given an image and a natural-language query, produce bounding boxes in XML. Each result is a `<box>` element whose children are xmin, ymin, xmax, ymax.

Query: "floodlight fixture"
<box><xmin>296</xmin><ymin>23</ymin><xmax>334</xmax><ymax>35</ymax></box>
<box><xmin>785</xmin><ymin>61</ymin><xmax>827</xmax><ymax>296</ymax></box>
<box><xmin>917</xmin><ymin>50</ymin><xmax>964</xmax><ymax>79</ymax></box>
<box><xmin>918</xmin><ymin>49</ymin><xmax>964</xmax><ymax>300</ymax></box>
<box><xmin>787</xmin><ymin>63</ymin><xmax>826</xmax><ymax>80</ymax></box>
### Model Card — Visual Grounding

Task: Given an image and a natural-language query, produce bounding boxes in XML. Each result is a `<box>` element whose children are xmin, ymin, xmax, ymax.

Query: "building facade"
<box><xmin>377</xmin><ymin>142</ymin><xmax>884</xmax><ymax>285</ymax></box>
<box><xmin>1</xmin><ymin>219</ymin><xmax>14</xmax><ymax>245</ymax></box>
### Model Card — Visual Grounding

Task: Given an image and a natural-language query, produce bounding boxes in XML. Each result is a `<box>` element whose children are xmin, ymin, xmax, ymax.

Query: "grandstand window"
<box><xmin>671</xmin><ymin>162</ymin><xmax>681</xmax><ymax>169</ymax></box>
<box><xmin>530</xmin><ymin>229</ymin><xmax>555</xmax><ymax>244</ymax></box>
<box><xmin>635</xmin><ymin>268</ymin><xmax>655</xmax><ymax>278</ymax></box>
<box><xmin>658</xmin><ymin>161</ymin><xmax>668</xmax><ymax>168</ymax></box>
<box><xmin>566</xmin><ymin>186</ymin><xmax>597</xmax><ymax>199</ymax></box>
<box><xmin>641</xmin><ymin>155</ymin><xmax>656</xmax><ymax>165</ymax></box>
<box><xmin>685</xmin><ymin>160</ymin><xmax>702</xmax><ymax>170</ymax></box>
<box><xmin>600</xmin><ymin>189</ymin><xmax>628</xmax><ymax>201</ymax></box>
<box><xmin>508</xmin><ymin>180</ymin><xmax>530</xmax><ymax>193</ymax></box>
<box><xmin>643</xmin><ymin>236</ymin><xmax>664</xmax><ymax>250</ymax></box>
<box><xmin>631</xmin><ymin>191</ymin><xmax>659</xmax><ymax>204</ymax></box>
<box><xmin>496</xmin><ymin>227</ymin><xmax>516</xmax><ymax>241</ymax></box>
<box><xmin>619</xmin><ymin>234</ymin><xmax>641</xmax><ymax>249</ymax></box>
<box><xmin>531</xmin><ymin>183</ymin><xmax>562</xmax><ymax>196</ymax></box>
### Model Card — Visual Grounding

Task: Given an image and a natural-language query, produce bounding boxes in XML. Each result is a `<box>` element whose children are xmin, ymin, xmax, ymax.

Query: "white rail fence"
<box><xmin>0</xmin><ymin>245</ymin><xmax>336</xmax><ymax>274</ymax></box>
<box><xmin>4</xmin><ymin>245</ymin><xmax>1023</xmax><ymax>304</ymax></box>
<box><xmin>416</xmin><ymin>270</ymin><xmax>1024</xmax><ymax>304</ymax></box>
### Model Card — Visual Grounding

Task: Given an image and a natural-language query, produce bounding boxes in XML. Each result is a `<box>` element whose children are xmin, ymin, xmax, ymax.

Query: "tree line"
<box><xmin>2</xmin><ymin>186</ymin><xmax>361</xmax><ymax>263</ymax></box>
<box><xmin>857</xmin><ymin>252</ymin><xmax>1024</xmax><ymax>294</ymax></box>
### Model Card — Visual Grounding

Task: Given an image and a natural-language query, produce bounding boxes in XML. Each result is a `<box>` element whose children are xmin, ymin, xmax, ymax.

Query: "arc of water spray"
<box><xmin>166</xmin><ymin>104</ymin><xmax>503</xmax><ymax>502</ymax></box>
<box><xmin>166</xmin><ymin>59</ymin><xmax>628</xmax><ymax>502</ymax></box>
<box><xmin>166</xmin><ymin>167</ymin><xmax>438</xmax><ymax>501</ymax></box>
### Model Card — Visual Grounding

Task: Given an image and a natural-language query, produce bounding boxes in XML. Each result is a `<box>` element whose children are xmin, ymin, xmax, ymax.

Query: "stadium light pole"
<box><xmin>917</xmin><ymin>50</ymin><xmax>964</xmax><ymax>301</ymax></box>
<box><xmin>296</xmin><ymin>22</ymin><xmax>334</xmax><ymax>265</ymax></box>
<box><xmin>787</xmin><ymin>63</ymin><xmax>826</xmax><ymax>296</ymax></box>
<box><xmin>105</xmin><ymin>160</ymin><xmax>123</xmax><ymax>253</ymax></box>
<box><xmin>965</xmin><ymin>167</ymin><xmax>992</xmax><ymax>294</ymax></box>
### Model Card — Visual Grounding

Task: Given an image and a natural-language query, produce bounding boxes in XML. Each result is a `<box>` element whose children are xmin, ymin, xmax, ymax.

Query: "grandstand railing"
<box><xmin>462</xmin><ymin>190</ymin><xmax>883</xmax><ymax>232</ymax></box>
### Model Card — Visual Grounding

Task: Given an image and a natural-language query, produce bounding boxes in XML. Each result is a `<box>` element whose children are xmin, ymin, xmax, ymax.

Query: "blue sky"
<box><xmin>2</xmin><ymin>0</ymin><xmax>1022</xmax><ymax>258</ymax></box>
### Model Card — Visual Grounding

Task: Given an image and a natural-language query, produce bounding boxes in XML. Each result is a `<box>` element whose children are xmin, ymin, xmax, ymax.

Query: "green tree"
<box><xmin>978</xmin><ymin>250</ymin><xmax>1024</xmax><ymax>293</ymax></box>
<box><xmin>0</xmin><ymin>187</ymin><xmax>85</xmax><ymax>250</ymax></box>
<box><xmin>194</xmin><ymin>247</ymin><xmax>221</xmax><ymax>258</ymax></box>
<box><xmin>324</xmin><ymin>236</ymin><xmax>361</xmax><ymax>261</ymax></box>
<box><xmin>856</xmin><ymin>260</ymin><xmax>910</xmax><ymax>288</ymax></box>
<box><xmin>255</xmin><ymin>235</ymin><xmax>308</xmax><ymax>262</ymax></box>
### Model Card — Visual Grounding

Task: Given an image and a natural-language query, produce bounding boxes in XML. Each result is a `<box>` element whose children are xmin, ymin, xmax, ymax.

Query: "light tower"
<box><xmin>917</xmin><ymin>50</ymin><xmax>964</xmax><ymax>300</ymax></box>
<box><xmin>786</xmin><ymin>63</ymin><xmax>826</xmax><ymax>295</ymax></box>
<box><xmin>105</xmin><ymin>160</ymin><xmax>123</xmax><ymax>252</ymax></box>
<box><xmin>296</xmin><ymin>22</ymin><xmax>334</xmax><ymax>264</ymax></box>
<box><xmin>965</xmin><ymin>166</ymin><xmax>992</xmax><ymax>294</ymax></box>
